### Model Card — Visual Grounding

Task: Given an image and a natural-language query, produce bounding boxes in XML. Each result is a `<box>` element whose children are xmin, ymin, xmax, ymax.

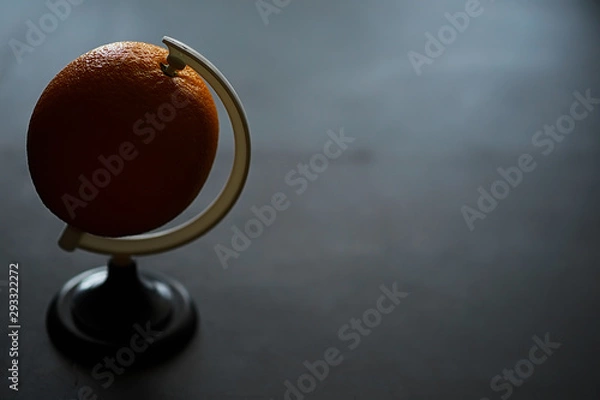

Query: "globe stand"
<box><xmin>45</xmin><ymin>36</ymin><xmax>251</xmax><ymax>364</ymax></box>
<box><xmin>47</xmin><ymin>258</ymin><xmax>197</xmax><ymax>363</ymax></box>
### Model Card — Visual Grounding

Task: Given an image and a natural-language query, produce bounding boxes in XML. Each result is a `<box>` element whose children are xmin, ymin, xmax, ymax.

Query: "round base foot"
<box><xmin>46</xmin><ymin>261</ymin><xmax>197</xmax><ymax>365</ymax></box>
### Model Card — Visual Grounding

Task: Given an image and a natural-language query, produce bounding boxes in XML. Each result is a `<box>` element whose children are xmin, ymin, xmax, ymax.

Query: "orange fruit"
<box><xmin>27</xmin><ymin>41</ymin><xmax>219</xmax><ymax>237</ymax></box>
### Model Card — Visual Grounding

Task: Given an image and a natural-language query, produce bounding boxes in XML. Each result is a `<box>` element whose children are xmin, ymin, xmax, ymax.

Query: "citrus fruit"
<box><xmin>27</xmin><ymin>41</ymin><xmax>219</xmax><ymax>237</ymax></box>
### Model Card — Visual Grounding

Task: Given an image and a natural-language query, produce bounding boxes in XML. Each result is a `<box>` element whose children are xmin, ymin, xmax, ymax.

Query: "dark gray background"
<box><xmin>1</xmin><ymin>0</ymin><xmax>599</xmax><ymax>399</ymax></box>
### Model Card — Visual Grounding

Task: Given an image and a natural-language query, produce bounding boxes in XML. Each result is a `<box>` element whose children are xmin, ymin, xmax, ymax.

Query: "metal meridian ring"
<box><xmin>58</xmin><ymin>36</ymin><xmax>251</xmax><ymax>256</ymax></box>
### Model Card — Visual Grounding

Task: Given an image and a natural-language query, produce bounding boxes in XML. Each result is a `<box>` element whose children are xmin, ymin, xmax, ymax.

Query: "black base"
<box><xmin>46</xmin><ymin>260</ymin><xmax>197</xmax><ymax>365</ymax></box>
